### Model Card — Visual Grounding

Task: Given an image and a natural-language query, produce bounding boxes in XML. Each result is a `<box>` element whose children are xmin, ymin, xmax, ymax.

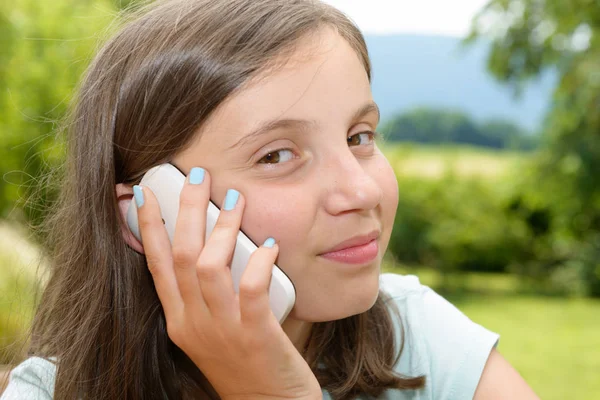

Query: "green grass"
<box><xmin>0</xmin><ymin>266</ymin><xmax>36</xmax><ymax>364</ymax></box>
<box><xmin>380</xmin><ymin>142</ymin><xmax>528</xmax><ymax>179</ymax></box>
<box><xmin>0</xmin><ymin>223</ymin><xmax>41</xmax><ymax>364</ymax></box>
<box><xmin>458</xmin><ymin>295</ymin><xmax>600</xmax><ymax>400</ymax></box>
<box><xmin>384</xmin><ymin>263</ymin><xmax>600</xmax><ymax>400</ymax></box>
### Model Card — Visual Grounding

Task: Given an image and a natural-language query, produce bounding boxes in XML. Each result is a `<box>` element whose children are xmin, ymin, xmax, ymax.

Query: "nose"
<box><xmin>320</xmin><ymin>148</ymin><xmax>383</xmax><ymax>216</ymax></box>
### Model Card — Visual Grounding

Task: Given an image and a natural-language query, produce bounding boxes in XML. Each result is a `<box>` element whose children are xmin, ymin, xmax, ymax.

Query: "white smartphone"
<box><xmin>126</xmin><ymin>163</ymin><xmax>296</xmax><ymax>323</ymax></box>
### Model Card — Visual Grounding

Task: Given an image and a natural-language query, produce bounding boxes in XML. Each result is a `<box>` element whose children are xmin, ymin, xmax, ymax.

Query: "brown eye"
<box><xmin>348</xmin><ymin>132</ymin><xmax>375</xmax><ymax>147</ymax></box>
<box><xmin>258</xmin><ymin>149</ymin><xmax>294</xmax><ymax>164</ymax></box>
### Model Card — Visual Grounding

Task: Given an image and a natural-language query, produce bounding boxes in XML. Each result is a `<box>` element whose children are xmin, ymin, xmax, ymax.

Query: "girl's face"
<box><xmin>174</xmin><ymin>28</ymin><xmax>398</xmax><ymax>322</ymax></box>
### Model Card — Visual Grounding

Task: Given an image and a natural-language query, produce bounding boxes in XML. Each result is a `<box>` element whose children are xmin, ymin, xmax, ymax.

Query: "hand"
<box><xmin>133</xmin><ymin>167</ymin><xmax>321</xmax><ymax>400</ymax></box>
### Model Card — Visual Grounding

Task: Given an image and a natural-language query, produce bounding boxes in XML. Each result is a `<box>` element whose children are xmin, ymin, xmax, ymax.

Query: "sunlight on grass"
<box><xmin>383</xmin><ymin>262</ymin><xmax>600</xmax><ymax>400</ymax></box>
<box><xmin>460</xmin><ymin>296</ymin><xmax>600</xmax><ymax>400</ymax></box>
<box><xmin>0</xmin><ymin>222</ymin><xmax>42</xmax><ymax>364</ymax></box>
<box><xmin>379</xmin><ymin>143</ymin><xmax>527</xmax><ymax>179</ymax></box>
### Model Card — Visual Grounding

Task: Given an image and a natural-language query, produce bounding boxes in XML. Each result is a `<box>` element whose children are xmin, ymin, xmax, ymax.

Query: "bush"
<box><xmin>386</xmin><ymin>151</ymin><xmax>600</xmax><ymax>297</ymax></box>
<box><xmin>389</xmin><ymin>173</ymin><xmax>530</xmax><ymax>274</ymax></box>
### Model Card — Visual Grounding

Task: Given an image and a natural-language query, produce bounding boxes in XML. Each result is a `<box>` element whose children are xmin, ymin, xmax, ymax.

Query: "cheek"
<box><xmin>376</xmin><ymin>155</ymin><xmax>399</xmax><ymax>220</ymax></box>
<box><xmin>373</xmin><ymin>154</ymin><xmax>399</xmax><ymax>248</ymax></box>
<box><xmin>385</xmin><ymin>167</ymin><xmax>399</xmax><ymax>218</ymax></box>
<box><xmin>239</xmin><ymin>185</ymin><xmax>314</xmax><ymax>252</ymax></box>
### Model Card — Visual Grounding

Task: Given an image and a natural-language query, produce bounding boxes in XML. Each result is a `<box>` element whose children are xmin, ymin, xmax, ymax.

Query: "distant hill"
<box><xmin>365</xmin><ymin>34</ymin><xmax>556</xmax><ymax>133</ymax></box>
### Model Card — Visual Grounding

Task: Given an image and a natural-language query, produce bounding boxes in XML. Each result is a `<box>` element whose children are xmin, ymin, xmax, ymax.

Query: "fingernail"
<box><xmin>133</xmin><ymin>185</ymin><xmax>144</xmax><ymax>208</ymax></box>
<box><xmin>263</xmin><ymin>237</ymin><xmax>276</xmax><ymax>248</ymax></box>
<box><xmin>223</xmin><ymin>189</ymin><xmax>240</xmax><ymax>211</ymax></box>
<box><xmin>189</xmin><ymin>167</ymin><xmax>205</xmax><ymax>185</ymax></box>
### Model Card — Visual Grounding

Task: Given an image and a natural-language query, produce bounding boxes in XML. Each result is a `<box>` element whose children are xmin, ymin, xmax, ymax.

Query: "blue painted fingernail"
<box><xmin>189</xmin><ymin>167</ymin><xmax>205</xmax><ymax>185</ymax></box>
<box><xmin>133</xmin><ymin>185</ymin><xmax>144</xmax><ymax>208</ymax></box>
<box><xmin>223</xmin><ymin>189</ymin><xmax>240</xmax><ymax>211</ymax></box>
<box><xmin>263</xmin><ymin>237</ymin><xmax>276</xmax><ymax>248</ymax></box>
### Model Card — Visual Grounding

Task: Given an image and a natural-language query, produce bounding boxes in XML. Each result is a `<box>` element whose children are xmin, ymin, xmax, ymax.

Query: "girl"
<box><xmin>2</xmin><ymin>0</ymin><xmax>539</xmax><ymax>399</ymax></box>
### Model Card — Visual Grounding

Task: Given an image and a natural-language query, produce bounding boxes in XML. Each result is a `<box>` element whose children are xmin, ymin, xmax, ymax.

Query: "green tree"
<box><xmin>480</xmin><ymin>119</ymin><xmax>537</xmax><ymax>150</ymax></box>
<box><xmin>381</xmin><ymin>107</ymin><xmax>534</xmax><ymax>149</ymax></box>
<box><xmin>0</xmin><ymin>0</ymin><xmax>132</xmax><ymax>237</ymax></box>
<box><xmin>468</xmin><ymin>0</ymin><xmax>600</xmax><ymax>296</ymax></box>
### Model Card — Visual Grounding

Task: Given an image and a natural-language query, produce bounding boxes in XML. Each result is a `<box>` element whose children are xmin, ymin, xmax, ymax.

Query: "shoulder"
<box><xmin>1</xmin><ymin>357</ymin><xmax>56</xmax><ymax>400</ymax></box>
<box><xmin>379</xmin><ymin>272</ymin><xmax>428</xmax><ymax>299</ymax></box>
<box><xmin>378</xmin><ymin>273</ymin><xmax>500</xmax><ymax>400</ymax></box>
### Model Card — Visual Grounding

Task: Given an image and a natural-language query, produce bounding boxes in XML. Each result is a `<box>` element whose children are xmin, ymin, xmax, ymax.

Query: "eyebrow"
<box><xmin>228</xmin><ymin>101</ymin><xmax>381</xmax><ymax>150</ymax></box>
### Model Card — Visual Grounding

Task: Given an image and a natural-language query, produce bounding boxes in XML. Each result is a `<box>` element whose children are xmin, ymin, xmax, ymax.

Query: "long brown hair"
<box><xmin>30</xmin><ymin>0</ymin><xmax>425</xmax><ymax>399</ymax></box>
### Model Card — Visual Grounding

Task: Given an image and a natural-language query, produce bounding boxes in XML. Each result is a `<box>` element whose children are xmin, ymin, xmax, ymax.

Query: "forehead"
<box><xmin>194</xmin><ymin>28</ymin><xmax>373</xmax><ymax>147</ymax></box>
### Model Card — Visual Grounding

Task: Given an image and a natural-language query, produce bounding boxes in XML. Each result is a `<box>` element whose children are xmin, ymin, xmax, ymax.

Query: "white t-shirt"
<box><xmin>1</xmin><ymin>273</ymin><xmax>499</xmax><ymax>399</ymax></box>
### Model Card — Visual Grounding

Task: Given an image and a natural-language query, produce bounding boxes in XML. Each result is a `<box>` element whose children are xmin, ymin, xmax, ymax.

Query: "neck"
<box><xmin>281</xmin><ymin>316</ymin><xmax>313</xmax><ymax>353</ymax></box>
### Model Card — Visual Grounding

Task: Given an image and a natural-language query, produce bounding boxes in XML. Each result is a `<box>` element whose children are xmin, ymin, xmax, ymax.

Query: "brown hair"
<box><xmin>30</xmin><ymin>0</ymin><xmax>425</xmax><ymax>399</ymax></box>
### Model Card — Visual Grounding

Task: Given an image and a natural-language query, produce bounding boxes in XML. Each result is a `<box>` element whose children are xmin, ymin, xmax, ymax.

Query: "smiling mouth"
<box><xmin>318</xmin><ymin>230</ymin><xmax>381</xmax><ymax>265</ymax></box>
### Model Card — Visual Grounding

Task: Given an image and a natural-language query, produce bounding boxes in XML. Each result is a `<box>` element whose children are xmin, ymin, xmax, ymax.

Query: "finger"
<box><xmin>172</xmin><ymin>167</ymin><xmax>210</xmax><ymax>305</ymax></box>
<box><xmin>239</xmin><ymin>239</ymin><xmax>279</xmax><ymax>327</ymax></box>
<box><xmin>196</xmin><ymin>189</ymin><xmax>243</xmax><ymax>321</ymax></box>
<box><xmin>135</xmin><ymin>185</ymin><xmax>183</xmax><ymax>316</ymax></box>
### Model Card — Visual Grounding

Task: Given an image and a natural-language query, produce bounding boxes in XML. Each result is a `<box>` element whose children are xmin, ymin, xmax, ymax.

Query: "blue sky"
<box><xmin>320</xmin><ymin>0</ymin><xmax>490</xmax><ymax>37</ymax></box>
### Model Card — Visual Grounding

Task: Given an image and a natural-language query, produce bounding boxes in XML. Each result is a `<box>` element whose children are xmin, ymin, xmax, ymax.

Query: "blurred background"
<box><xmin>1</xmin><ymin>0</ymin><xmax>599</xmax><ymax>398</ymax></box>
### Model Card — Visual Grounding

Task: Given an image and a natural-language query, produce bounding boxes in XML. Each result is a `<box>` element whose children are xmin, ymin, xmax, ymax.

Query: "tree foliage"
<box><xmin>382</xmin><ymin>108</ymin><xmax>537</xmax><ymax>150</ymax></box>
<box><xmin>468</xmin><ymin>0</ymin><xmax>600</xmax><ymax>296</ymax></box>
<box><xmin>0</xmin><ymin>0</ymin><xmax>133</xmax><ymax>235</ymax></box>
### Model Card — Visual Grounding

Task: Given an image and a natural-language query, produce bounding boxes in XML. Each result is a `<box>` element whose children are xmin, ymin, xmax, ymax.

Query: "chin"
<box><xmin>351</xmin><ymin>280</ymin><xmax>381</xmax><ymax>314</ymax></box>
<box><xmin>290</xmin><ymin>276</ymin><xmax>381</xmax><ymax>322</ymax></box>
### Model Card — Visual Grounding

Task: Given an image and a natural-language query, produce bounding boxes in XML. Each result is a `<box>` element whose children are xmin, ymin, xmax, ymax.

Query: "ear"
<box><xmin>115</xmin><ymin>183</ymin><xmax>145</xmax><ymax>254</ymax></box>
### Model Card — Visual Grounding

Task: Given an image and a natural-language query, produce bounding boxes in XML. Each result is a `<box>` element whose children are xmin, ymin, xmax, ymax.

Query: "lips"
<box><xmin>319</xmin><ymin>230</ymin><xmax>381</xmax><ymax>254</ymax></box>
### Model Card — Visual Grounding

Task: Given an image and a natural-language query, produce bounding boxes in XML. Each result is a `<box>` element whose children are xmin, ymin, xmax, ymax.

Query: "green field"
<box><xmin>380</xmin><ymin>143</ymin><xmax>528</xmax><ymax>178</ymax></box>
<box><xmin>385</xmin><ymin>264</ymin><xmax>600</xmax><ymax>400</ymax></box>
